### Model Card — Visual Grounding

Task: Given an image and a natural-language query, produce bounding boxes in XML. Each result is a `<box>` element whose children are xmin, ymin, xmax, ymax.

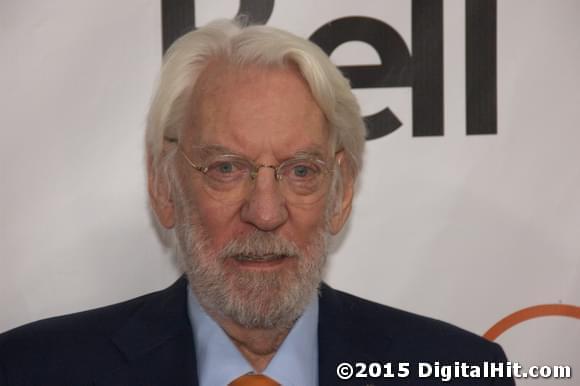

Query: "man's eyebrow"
<box><xmin>190</xmin><ymin>144</ymin><xmax>242</xmax><ymax>157</ymax></box>
<box><xmin>292</xmin><ymin>146</ymin><xmax>327</xmax><ymax>159</ymax></box>
<box><xmin>189</xmin><ymin>144</ymin><xmax>329</xmax><ymax>159</ymax></box>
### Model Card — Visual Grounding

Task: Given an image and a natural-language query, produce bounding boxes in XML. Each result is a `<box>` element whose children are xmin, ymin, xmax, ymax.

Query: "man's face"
<box><xmin>152</xmin><ymin>61</ymin><xmax>353</xmax><ymax>329</ymax></box>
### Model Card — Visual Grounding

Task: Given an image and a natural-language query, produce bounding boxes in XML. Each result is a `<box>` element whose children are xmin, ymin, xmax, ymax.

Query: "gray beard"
<box><xmin>175</xmin><ymin>222</ymin><xmax>328</xmax><ymax>330</ymax></box>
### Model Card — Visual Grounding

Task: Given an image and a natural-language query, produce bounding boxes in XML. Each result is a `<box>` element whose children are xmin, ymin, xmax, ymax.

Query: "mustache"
<box><xmin>217</xmin><ymin>231</ymin><xmax>303</xmax><ymax>261</ymax></box>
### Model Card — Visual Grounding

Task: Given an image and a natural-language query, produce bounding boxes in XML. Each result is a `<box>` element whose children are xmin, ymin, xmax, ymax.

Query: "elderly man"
<box><xmin>0</xmin><ymin>20</ymin><xmax>513</xmax><ymax>385</ymax></box>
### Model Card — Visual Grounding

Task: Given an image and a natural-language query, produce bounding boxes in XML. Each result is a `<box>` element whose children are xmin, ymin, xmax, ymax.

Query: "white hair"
<box><xmin>145</xmin><ymin>19</ymin><xmax>366</xmax><ymax>179</ymax></box>
<box><xmin>145</xmin><ymin>19</ymin><xmax>366</xmax><ymax>249</ymax></box>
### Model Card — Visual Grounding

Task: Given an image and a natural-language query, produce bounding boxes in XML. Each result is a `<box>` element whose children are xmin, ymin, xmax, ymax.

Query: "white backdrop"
<box><xmin>1</xmin><ymin>1</ymin><xmax>578</xmax><ymax>384</ymax></box>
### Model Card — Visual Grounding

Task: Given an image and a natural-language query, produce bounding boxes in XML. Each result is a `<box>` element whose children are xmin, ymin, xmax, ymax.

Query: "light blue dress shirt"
<box><xmin>187</xmin><ymin>285</ymin><xmax>319</xmax><ymax>386</ymax></box>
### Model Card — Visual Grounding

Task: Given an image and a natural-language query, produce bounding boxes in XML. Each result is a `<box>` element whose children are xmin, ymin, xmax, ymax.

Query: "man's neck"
<box><xmin>210</xmin><ymin>312</ymin><xmax>292</xmax><ymax>372</ymax></box>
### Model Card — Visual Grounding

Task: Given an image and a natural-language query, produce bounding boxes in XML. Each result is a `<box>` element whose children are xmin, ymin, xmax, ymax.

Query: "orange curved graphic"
<box><xmin>484</xmin><ymin>304</ymin><xmax>580</xmax><ymax>341</ymax></box>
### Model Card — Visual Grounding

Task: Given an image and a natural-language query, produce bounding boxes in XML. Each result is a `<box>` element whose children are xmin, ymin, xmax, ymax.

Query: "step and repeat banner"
<box><xmin>1</xmin><ymin>0</ymin><xmax>578</xmax><ymax>383</ymax></box>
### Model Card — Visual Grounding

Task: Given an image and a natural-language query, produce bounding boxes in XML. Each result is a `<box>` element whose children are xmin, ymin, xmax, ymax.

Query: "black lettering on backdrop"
<box><xmin>310</xmin><ymin>17</ymin><xmax>411</xmax><ymax>139</ymax></box>
<box><xmin>412</xmin><ymin>0</ymin><xmax>444</xmax><ymax>137</ymax></box>
<box><xmin>466</xmin><ymin>0</ymin><xmax>497</xmax><ymax>135</ymax></box>
<box><xmin>162</xmin><ymin>0</ymin><xmax>274</xmax><ymax>52</ymax></box>
<box><xmin>161</xmin><ymin>0</ymin><xmax>497</xmax><ymax>139</ymax></box>
<box><xmin>309</xmin><ymin>1</ymin><xmax>444</xmax><ymax>139</ymax></box>
<box><xmin>162</xmin><ymin>0</ymin><xmax>195</xmax><ymax>53</ymax></box>
<box><xmin>237</xmin><ymin>0</ymin><xmax>274</xmax><ymax>25</ymax></box>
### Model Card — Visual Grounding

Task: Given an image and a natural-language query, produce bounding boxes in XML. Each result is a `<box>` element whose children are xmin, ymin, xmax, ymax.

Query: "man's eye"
<box><xmin>286</xmin><ymin>162</ymin><xmax>321</xmax><ymax>180</ymax></box>
<box><xmin>205</xmin><ymin>159</ymin><xmax>248</xmax><ymax>182</ymax></box>
<box><xmin>216</xmin><ymin>162</ymin><xmax>235</xmax><ymax>173</ymax></box>
<box><xmin>293</xmin><ymin>165</ymin><xmax>312</xmax><ymax>177</ymax></box>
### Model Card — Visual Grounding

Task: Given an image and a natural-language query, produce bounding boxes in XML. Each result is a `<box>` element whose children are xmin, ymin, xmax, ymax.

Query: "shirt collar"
<box><xmin>187</xmin><ymin>285</ymin><xmax>319</xmax><ymax>386</ymax></box>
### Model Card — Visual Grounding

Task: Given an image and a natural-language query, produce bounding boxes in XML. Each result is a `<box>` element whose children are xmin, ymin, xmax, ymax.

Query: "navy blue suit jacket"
<box><xmin>0</xmin><ymin>277</ymin><xmax>514</xmax><ymax>385</ymax></box>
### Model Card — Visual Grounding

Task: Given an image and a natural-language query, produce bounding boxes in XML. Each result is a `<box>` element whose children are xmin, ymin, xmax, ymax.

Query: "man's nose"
<box><xmin>240</xmin><ymin>167</ymin><xmax>288</xmax><ymax>231</ymax></box>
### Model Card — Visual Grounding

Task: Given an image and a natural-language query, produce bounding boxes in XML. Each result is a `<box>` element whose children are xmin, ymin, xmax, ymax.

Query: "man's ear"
<box><xmin>147</xmin><ymin>153</ymin><xmax>175</xmax><ymax>229</ymax></box>
<box><xmin>329</xmin><ymin>152</ymin><xmax>355</xmax><ymax>235</ymax></box>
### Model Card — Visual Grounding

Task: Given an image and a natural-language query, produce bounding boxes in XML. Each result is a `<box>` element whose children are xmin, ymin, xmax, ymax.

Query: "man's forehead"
<box><xmin>181</xmin><ymin>59</ymin><xmax>331</xmax><ymax>159</ymax></box>
<box><xmin>190</xmin><ymin>60</ymin><xmax>317</xmax><ymax>111</ymax></box>
<box><xmin>193</xmin><ymin>59</ymin><xmax>301</xmax><ymax>92</ymax></box>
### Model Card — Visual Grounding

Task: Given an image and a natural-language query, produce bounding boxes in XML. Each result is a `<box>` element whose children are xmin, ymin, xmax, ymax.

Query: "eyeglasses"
<box><xmin>177</xmin><ymin>146</ymin><xmax>335</xmax><ymax>205</ymax></box>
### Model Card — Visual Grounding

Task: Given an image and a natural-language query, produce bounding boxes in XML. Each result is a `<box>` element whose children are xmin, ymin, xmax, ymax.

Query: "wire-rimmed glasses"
<box><xmin>177</xmin><ymin>146</ymin><xmax>335</xmax><ymax>205</ymax></box>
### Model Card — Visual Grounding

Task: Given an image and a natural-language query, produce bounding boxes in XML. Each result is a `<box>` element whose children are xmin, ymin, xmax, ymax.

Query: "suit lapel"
<box><xmin>94</xmin><ymin>277</ymin><xmax>198</xmax><ymax>386</ymax></box>
<box><xmin>318</xmin><ymin>283</ymin><xmax>394</xmax><ymax>386</ymax></box>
